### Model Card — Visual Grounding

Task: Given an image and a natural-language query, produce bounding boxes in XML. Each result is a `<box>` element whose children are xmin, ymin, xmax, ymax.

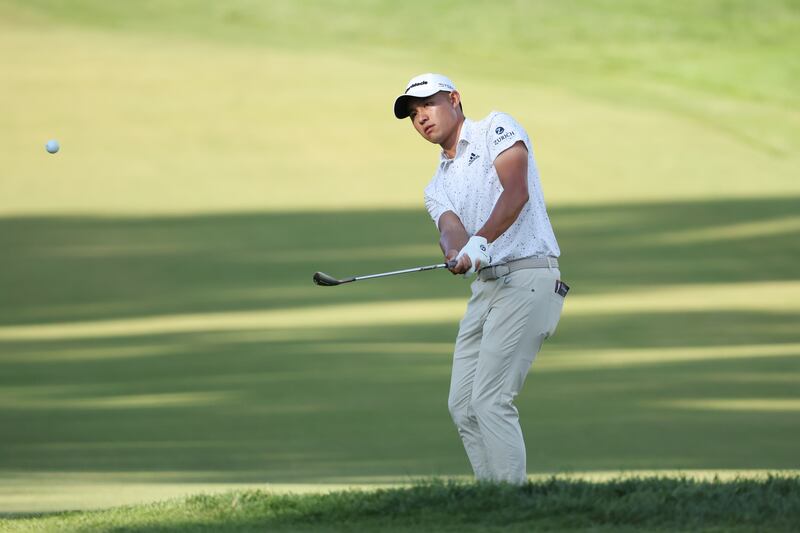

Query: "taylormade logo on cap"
<box><xmin>394</xmin><ymin>73</ymin><xmax>457</xmax><ymax>119</ymax></box>
<box><xmin>405</xmin><ymin>80</ymin><xmax>428</xmax><ymax>93</ymax></box>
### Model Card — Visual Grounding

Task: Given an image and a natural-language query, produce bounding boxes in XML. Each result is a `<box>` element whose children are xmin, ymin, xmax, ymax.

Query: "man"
<box><xmin>394</xmin><ymin>73</ymin><xmax>568</xmax><ymax>484</ymax></box>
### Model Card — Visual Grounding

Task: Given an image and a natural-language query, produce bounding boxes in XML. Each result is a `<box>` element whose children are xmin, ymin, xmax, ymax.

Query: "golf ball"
<box><xmin>45</xmin><ymin>140</ymin><xmax>60</xmax><ymax>154</ymax></box>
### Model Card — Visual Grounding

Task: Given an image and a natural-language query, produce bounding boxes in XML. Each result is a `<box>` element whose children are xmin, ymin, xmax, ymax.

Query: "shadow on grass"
<box><xmin>2</xmin><ymin>196</ymin><xmax>798</xmax><ymax>325</ymax></box>
<box><xmin>0</xmin><ymin>196</ymin><xmax>798</xmax><ymax>485</ymax></box>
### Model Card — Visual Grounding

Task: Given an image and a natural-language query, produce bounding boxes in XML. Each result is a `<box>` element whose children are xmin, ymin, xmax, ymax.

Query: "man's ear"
<box><xmin>450</xmin><ymin>91</ymin><xmax>461</xmax><ymax>110</ymax></box>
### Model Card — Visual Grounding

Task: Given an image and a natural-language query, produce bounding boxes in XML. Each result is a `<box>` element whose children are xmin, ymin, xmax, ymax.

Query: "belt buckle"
<box><xmin>497</xmin><ymin>263</ymin><xmax>511</xmax><ymax>279</ymax></box>
<box><xmin>479</xmin><ymin>264</ymin><xmax>498</xmax><ymax>281</ymax></box>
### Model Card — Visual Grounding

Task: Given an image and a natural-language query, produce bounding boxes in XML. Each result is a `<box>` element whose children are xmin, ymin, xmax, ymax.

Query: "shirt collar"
<box><xmin>439</xmin><ymin>118</ymin><xmax>473</xmax><ymax>166</ymax></box>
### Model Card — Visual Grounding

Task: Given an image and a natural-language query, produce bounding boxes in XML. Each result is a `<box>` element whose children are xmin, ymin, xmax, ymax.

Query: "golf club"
<box><xmin>313</xmin><ymin>260</ymin><xmax>457</xmax><ymax>287</ymax></box>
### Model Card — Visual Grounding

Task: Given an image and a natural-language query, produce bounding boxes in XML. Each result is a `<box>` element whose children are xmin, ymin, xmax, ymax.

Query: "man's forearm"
<box><xmin>438</xmin><ymin>211</ymin><xmax>469</xmax><ymax>257</ymax></box>
<box><xmin>475</xmin><ymin>189</ymin><xmax>529</xmax><ymax>243</ymax></box>
<box><xmin>440</xmin><ymin>229</ymin><xmax>468</xmax><ymax>257</ymax></box>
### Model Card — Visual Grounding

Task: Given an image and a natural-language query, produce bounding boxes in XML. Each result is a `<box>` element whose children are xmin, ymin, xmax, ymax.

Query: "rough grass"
<box><xmin>3</xmin><ymin>477</ymin><xmax>799</xmax><ymax>532</ymax></box>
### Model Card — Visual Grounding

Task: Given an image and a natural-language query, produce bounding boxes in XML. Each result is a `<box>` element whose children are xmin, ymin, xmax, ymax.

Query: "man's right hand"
<box><xmin>438</xmin><ymin>211</ymin><xmax>476</xmax><ymax>275</ymax></box>
<box><xmin>445</xmin><ymin>249</ymin><xmax>466</xmax><ymax>275</ymax></box>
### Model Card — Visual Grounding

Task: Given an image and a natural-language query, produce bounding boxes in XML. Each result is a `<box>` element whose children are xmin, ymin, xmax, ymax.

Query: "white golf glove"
<box><xmin>456</xmin><ymin>236</ymin><xmax>491</xmax><ymax>277</ymax></box>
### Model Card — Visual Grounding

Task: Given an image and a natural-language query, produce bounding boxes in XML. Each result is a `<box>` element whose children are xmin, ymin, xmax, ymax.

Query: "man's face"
<box><xmin>408</xmin><ymin>91</ymin><xmax>461</xmax><ymax>144</ymax></box>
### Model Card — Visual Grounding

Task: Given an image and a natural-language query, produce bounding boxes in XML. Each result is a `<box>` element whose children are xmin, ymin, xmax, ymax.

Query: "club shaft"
<box><xmin>353</xmin><ymin>262</ymin><xmax>448</xmax><ymax>282</ymax></box>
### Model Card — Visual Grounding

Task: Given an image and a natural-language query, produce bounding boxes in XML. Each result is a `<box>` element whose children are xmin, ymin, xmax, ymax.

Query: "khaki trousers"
<box><xmin>448</xmin><ymin>266</ymin><xmax>564</xmax><ymax>484</ymax></box>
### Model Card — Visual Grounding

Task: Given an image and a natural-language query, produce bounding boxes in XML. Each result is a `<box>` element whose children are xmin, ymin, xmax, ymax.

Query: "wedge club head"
<box><xmin>312</xmin><ymin>271</ymin><xmax>351</xmax><ymax>286</ymax></box>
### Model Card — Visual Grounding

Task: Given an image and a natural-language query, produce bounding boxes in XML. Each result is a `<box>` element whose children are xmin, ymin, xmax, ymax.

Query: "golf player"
<box><xmin>394</xmin><ymin>73</ymin><xmax>568</xmax><ymax>484</ymax></box>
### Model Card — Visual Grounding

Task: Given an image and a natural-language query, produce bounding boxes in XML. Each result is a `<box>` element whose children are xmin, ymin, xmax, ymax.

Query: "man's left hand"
<box><xmin>456</xmin><ymin>236</ymin><xmax>491</xmax><ymax>276</ymax></box>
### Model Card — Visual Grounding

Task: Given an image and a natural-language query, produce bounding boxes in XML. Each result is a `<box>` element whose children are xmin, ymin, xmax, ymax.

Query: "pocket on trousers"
<box><xmin>545</xmin><ymin>283</ymin><xmax>567</xmax><ymax>339</ymax></box>
<box><xmin>545</xmin><ymin>293</ymin><xmax>564</xmax><ymax>339</ymax></box>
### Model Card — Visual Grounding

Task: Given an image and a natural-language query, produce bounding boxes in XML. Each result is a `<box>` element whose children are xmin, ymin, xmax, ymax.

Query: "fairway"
<box><xmin>1</xmin><ymin>0</ymin><xmax>799</xmax><ymax>526</ymax></box>
<box><xmin>2</xmin><ymin>200</ymin><xmax>798</xmax><ymax>515</ymax></box>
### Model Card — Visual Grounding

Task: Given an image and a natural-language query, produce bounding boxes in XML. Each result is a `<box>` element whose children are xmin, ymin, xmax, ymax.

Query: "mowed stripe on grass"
<box><xmin>1</xmin><ymin>281</ymin><xmax>798</xmax><ymax>341</ymax></box>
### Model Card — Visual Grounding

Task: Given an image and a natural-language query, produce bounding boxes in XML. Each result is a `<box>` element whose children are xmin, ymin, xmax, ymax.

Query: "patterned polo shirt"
<box><xmin>423</xmin><ymin>111</ymin><xmax>560</xmax><ymax>264</ymax></box>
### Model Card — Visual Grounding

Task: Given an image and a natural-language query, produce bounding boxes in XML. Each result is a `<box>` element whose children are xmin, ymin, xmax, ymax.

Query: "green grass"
<box><xmin>5</xmin><ymin>0</ymin><xmax>799</xmax><ymax>105</ymax></box>
<box><xmin>3</xmin><ymin>477</ymin><xmax>799</xmax><ymax>532</ymax></box>
<box><xmin>1</xmin><ymin>198</ymin><xmax>798</xmax><ymax>491</ymax></box>
<box><xmin>0</xmin><ymin>0</ymin><xmax>799</xmax><ymax>526</ymax></box>
<box><xmin>1</xmin><ymin>0</ymin><xmax>799</xmax><ymax>215</ymax></box>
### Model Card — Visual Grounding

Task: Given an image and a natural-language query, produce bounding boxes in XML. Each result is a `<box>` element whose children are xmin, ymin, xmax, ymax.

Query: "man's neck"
<box><xmin>440</xmin><ymin>116</ymin><xmax>465</xmax><ymax>159</ymax></box>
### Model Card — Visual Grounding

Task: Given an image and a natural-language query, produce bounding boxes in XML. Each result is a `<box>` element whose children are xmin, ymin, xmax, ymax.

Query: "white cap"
<box><xmin>393</xmin><ymin>73</ymin><xmax>457</xmax><ymax>119</ymax></box>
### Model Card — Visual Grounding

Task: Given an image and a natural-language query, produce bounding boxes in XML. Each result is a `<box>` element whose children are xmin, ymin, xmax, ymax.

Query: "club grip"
<box><xmin>446</xmin><ymin>259</ymin><xmax>457</xmax><ymax>269</ymax></box>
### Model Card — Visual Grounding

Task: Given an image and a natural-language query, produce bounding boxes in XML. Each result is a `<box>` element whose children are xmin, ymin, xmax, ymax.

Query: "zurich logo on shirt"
<box><xmin>495</xmin><ymin>127</ymin><xmax>504</xmax><ymax>135</ymax></box>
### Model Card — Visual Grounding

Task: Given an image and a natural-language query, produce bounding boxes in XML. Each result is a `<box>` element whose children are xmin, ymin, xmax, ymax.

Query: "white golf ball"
<box><xmin>45</xmin><ymin>140</ymin><xmax>60</xmax><ymax>154</ymax></box>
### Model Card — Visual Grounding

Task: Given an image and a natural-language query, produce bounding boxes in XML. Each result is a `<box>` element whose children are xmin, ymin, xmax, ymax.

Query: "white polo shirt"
<box><xmin>424</xmin><ymin>111</ymin><xmax>560</xmax><ymax>264</ymax></box>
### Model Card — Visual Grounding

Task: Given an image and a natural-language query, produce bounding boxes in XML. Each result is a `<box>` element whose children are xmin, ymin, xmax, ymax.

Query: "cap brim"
<box><xmin>393</xmin><ymin>87</ymin><xmax>442</xmax><ymax>119</ymax></box>
<box><xmin>393</xmin><ymin>95</ymin><xmax>414</xmax><ymax>119</ymax></box>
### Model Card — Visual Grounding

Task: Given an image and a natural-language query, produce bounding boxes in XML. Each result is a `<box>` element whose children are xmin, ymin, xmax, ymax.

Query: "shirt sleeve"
<box><xmin>487</xmin><ymin>112</ymin><xmax>529</xmax><ymax>162</ymax></box>
<box><xmin>424</xmin><ymin>177</ymin><xmax>457</xmax><ymax>228</ymax></box>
